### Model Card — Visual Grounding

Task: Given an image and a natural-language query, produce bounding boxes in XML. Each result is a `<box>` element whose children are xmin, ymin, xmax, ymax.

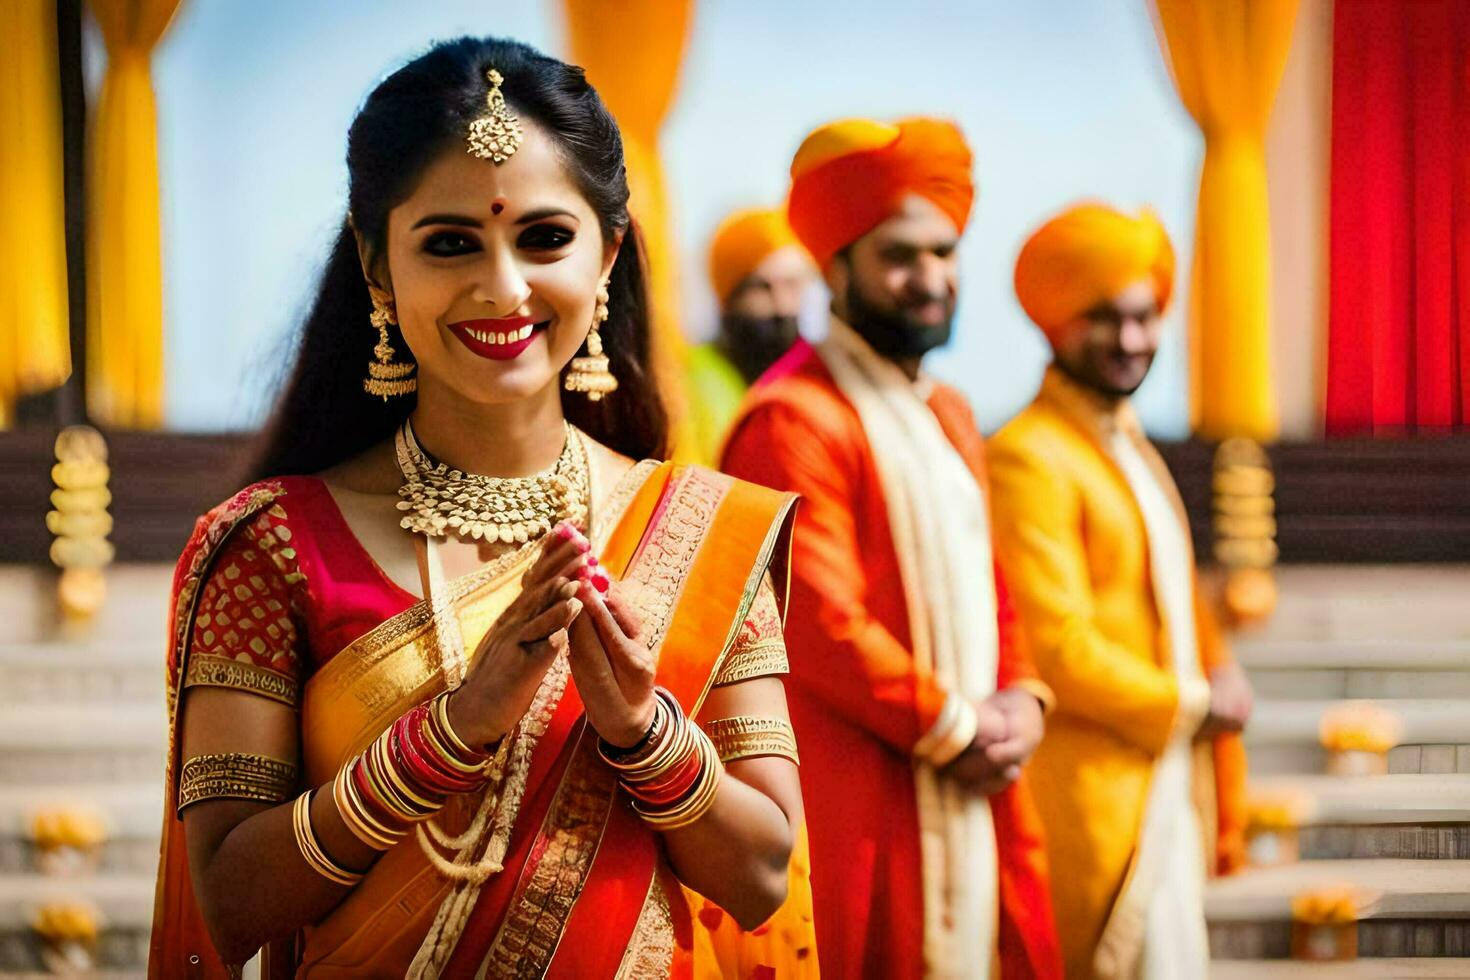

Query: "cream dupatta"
<box><xmin>814</xmin><ymin>318</ymin><xmax>1001</xmax><ymax>978</ymax></box>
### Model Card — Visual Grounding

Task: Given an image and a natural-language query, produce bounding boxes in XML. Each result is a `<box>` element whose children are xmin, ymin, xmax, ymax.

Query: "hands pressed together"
<box><xmin>446</xmin><ymin>521</ymin><xmax>658</xmax><ymax>753</ymax></box>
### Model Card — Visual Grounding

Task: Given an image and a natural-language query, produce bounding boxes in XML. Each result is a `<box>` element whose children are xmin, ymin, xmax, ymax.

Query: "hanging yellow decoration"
<box><xmin>0</xmin><ymin>0</ymin><xmax>73</xmax><ymax>426</ymax></box>
<box><xmin>85</xmin><ymin>0</ymin><xmax>185</xmax><ymax>428</ymax></box>
<box><xmin>1151</xmin><ymin>0</ymin><xmax>1299</xmax><ymax>442</ymax></box>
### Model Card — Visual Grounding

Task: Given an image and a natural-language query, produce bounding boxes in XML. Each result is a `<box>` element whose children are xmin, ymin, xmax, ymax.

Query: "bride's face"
<box><xmin>377</xmin><ymin>121</ymin><xmax>620</xmax><ymax>406</ymax></box>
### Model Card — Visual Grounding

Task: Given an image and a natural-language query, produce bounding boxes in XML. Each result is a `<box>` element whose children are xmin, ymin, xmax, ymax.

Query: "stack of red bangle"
<box><xmin>600</xmin><ymin>688</ymin><xmax>723</xmax><ymax>830</ymax></box>
<box><xmin>333</xmin><ymin>692</ymin><xmax>493</xmax><ymax>851</ymax></box>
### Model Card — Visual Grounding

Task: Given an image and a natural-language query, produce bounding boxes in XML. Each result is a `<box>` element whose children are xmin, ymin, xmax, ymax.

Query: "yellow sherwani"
<box><xmin>989</xmin><ymin>368</ymin><xmax>1244</xmax><ymax>978</ymax></box>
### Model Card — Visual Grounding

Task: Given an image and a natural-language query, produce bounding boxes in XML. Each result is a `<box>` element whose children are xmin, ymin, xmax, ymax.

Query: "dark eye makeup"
<box><xmin>421</xmin><ymin>231</ymin><xmax>478</xmax><ymax>257</ymax></box>
<box><xmin>517</xmin><ymin>223</ymin><xmax>576</xmax><ymax>251</ymax></box>
<box><xmin>418</xmin><ymin>223</ymin><xmax>576</xmax><ymax>257</ymax></box>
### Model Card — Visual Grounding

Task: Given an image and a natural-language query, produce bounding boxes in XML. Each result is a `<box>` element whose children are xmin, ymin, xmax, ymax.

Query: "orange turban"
<box><xmin>707</xmin><ymin>208</ymin><xmax>800</xmax><ymax>303</ymax></box>
<box><xmin>1014</xmin><ymin>203</ymin><xmax>1175</xmax><ymax>342</ymax></box>
<box><xmin>786</xmin><ymin>117</ymin><xmax>974</xmax><ymax>270</ymax></box>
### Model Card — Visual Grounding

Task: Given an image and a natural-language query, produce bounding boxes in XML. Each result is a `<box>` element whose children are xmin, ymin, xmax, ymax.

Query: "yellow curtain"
<box><xmin>563</xmin><ymin>0</ymin><xmax>697</xmax><ymax>459</ymax></box>
<box><xmin>85</xmin><ymin>0</ymin><xmax>183</xmax><ymax>428</ymax></box>
<box><xmin>0</xmin><ymin>0</ymin><xmax>73</xmax><ymax>427</ymax></box>
<box><xmin>1152</xmin><ymin>0</ymin><xmax>1298</xmax><ymax>442</ymax></box>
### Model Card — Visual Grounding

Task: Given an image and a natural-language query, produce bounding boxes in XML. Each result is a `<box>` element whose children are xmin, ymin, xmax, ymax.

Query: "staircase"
<box><xmin>1208</xmin><ymin>565</ymin><xmax>1470</xmax><ymax>977</ymax></box>
<box><xmin>0</xmin><ymin>565</ymin><xmax>169</xmax><ymax>977</ymax></box>
<box><xmin>2</xmin><ymin>561</ymin><xmax>1467</xmax><ymax>976</ymax></box>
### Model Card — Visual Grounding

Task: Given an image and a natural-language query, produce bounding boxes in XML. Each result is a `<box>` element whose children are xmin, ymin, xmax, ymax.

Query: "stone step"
<box><xmin>0</xmin><ymin>873</ymin><xmax>155</xmax><ymax>929</ymax></box>
<box><xmin>1251</xmin><ymin>774</ymin><xmax>1470</xmax><ymax>827</ymax></box>
<box><xmin>0</xmin><ymin>564</ymin><xmax>172</xmax><ymax>647</ymax></box>
<box><xmin>0</xmin><ymin>873</ymin><xmax>152</xmax><ymax>973</ymax></box>
<box><xmin>0</xmin><ymin>786</ymin><xmax>162</xmax><ymax>878</ymax></box>
<box><xmin>1248</xmin><ymin>775</ymin><xmax>1470</xmax><ymax>857</ymax></box>
<box><xmin>0</xmin><ymin>704</ymin><xmax>166</xmax><ymax>787</ymax></box>
<box><xmin>1212</xmin><ymin>960</ymin><xmax>1470</xmax><ymax>978</ymax></box>
<box><xmin>1244</xmin><ymin>646</ymin><xmax>1470</xmax><ymax>701</ymax></box>
<box><xmin>0</xmin><ymin>704</ymin><xmax>164</xmax><ymax>751</ymax></box>
<box><xmin>1237</xmin><ymin>641</ymin><xmax>1470</xmax><ymax>673</ymax></box>
<box><xmin>1207</xmin><ymin>860</ymin><xmax>1470</xmax><ymax>958</ymax></box>
<box><xmin>1208</xmin><ymin>860</ymin><xmax>1470</xmax><ymax>922</ymax></box>
<box><xmin>0</xmin><ymin>647</ymin><xmax>164</xmax><ymax>707</ymax></box>
<box><xmin>1243</xmin><ymin>566</ymin><xmax>1470</xmax><ymax>646</ymax></box>
<box><xmin>1248</xmin><ymin>743</ymin><xmax>1470</xmax><ymax>778</ymax></box>
<box><xmin>1246</xmin><ymin>700</ymin><xmax>1470</xmax><ymax>748</ymax></box>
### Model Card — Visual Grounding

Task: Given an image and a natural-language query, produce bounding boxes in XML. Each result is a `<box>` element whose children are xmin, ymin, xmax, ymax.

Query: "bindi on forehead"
<box><xmin>490</xmin><ymin>197</ymin><xmax>507</xmax><ymax>216</ymax></box>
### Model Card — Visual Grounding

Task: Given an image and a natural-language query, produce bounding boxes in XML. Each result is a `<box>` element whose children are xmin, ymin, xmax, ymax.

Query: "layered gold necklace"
<box><xmin>394</xmin><ymin>419</ymin><xmax>590</xmax><ymax>544</ymax></box>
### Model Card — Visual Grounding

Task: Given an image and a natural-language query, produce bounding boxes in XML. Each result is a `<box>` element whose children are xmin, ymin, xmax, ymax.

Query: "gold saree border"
<box><xmin>478</xmin><ymin>466</ymin><xmax>734</xmax><ymax>975</ymax></box>
<box><xmin>477</xmin><ymin>728</ymin><xmax>619</xmax><ymax>974</ymax></box>
<box><xmin>613</xmin><ymin>868</ymin><xmax>678</xmax><ymax>980</ymax></box>
<box><xmin>298</xmin><ymin>459</ymin><xmax>667</xmax><ymax>975</ymax></box>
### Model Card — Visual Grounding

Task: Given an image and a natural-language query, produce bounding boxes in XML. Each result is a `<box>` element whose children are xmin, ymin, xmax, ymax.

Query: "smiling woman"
<box><xmin>149</xmin><ymin>36</ymin><xmax>809</xmax><ymax>978</ymax></box>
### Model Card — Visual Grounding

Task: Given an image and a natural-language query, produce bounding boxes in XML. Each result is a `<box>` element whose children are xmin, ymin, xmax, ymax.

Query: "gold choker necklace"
<box><xmin>394</xmin><ymin>421</ymin><xmax>589</xmax><ymax>544</ymax></box>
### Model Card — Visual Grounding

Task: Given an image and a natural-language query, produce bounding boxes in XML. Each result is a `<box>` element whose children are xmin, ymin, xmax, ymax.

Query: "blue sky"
<box><xmin>109</xmin><ymin>0</ymin><xmax>1200</xmax><ymax>434</ymax></box>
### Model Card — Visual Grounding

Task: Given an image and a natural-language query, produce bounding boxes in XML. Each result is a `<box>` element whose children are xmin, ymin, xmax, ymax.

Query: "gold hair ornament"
<box><xmin>466</xmin><ymin>68</ymin><xmax>523</xmax><ymax>164</ymax></box>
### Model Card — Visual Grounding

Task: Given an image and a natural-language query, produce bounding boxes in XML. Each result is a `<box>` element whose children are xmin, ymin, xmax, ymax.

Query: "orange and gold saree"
<box><xmin>150</xmin><ymin>459</ymin><xmax>799</xmax><ymax>978</ymax></box>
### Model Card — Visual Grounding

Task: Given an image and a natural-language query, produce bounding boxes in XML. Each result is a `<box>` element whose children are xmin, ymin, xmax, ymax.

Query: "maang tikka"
<box><xmin>563</xmin><ymin>279</ymin><xmax>618</xmax><ymax>401</ymax></box>
<box><xmin>363</xmin><ymin>293</ymin><xmax>417</xmax><ymax>400</ymax></box>
<box><xmin>466</xmin><ymin>68</ymin><xmax>523</xmax><ymax>164</ymax></box>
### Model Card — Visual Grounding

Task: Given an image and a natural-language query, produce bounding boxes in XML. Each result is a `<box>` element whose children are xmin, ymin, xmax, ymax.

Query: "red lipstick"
<box><xmin>447</xmin><ymin>316</ymin><xmax>543</xmax><ymax>361</ymax></box>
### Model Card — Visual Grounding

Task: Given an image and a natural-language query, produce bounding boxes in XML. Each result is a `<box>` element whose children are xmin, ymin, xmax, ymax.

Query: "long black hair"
<box><xmin>249</xmin><ymin>37</ymin><xmax>667</xmax><ymax>481</ymax></box>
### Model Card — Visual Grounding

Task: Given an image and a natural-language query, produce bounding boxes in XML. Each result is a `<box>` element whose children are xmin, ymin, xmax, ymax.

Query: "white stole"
<box><xmin>1095</xmin><ymin>419</ymin><xmax>1210</xmax><ymax>980</ymax></box>
<box><xmin>815</xmin><ymin>318</ymin><xmax>999</xmax><ymax>978</ymax></box>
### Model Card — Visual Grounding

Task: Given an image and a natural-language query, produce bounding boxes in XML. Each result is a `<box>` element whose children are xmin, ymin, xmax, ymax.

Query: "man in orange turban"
<box><xmin>990</xmin><ymin>202</ymin><xmax>1253</xmax><ymax>978</ymax></box>
<box><xmin>720</xmin><ymin>117</ymin><xmax>1062</xmax><ymax>979</ymax></box>
<box><xmin>687</xmin><ymin>207</ymin><xmax>814</xmax><ymax>462</ymax></box>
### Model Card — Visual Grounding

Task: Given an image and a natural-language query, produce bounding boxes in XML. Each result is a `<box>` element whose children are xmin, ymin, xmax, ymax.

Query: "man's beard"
<box><xmin>717</xmin><ymin>314</ymin><xmax>801</xmax><ymax>384</ymax></box>
<box><xmin>1055</xmin><ymin>349</ymin><xmax>1156</xmax><ymax>399</ymax></box>
<box><xmin>843</xmin><ymin>280</ymin><xmax>954</xmax><ymax>360</ymax></box>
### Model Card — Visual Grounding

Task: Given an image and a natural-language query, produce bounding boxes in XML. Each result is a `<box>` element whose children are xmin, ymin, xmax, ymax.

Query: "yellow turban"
<box><xmin>1014</xmin><ymin>203</ymin><xmax>1175</xmax><ymax>342</ymax></box>
<box><xmin>707</xmin><ymin>208</ymin><xmax>800</xmax><ymax>304</ymax></box>
<box><xmin>787</xmin><ymin>117</ymin><xmax>974</xmax><ymax>270</ymax></box>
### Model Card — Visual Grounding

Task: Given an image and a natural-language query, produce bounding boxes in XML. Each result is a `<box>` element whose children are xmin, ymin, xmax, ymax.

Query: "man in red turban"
<box><xmin>720</xmin><ymin>117</ymin><xmax>1062</xmax><ymax>979</ymax></box>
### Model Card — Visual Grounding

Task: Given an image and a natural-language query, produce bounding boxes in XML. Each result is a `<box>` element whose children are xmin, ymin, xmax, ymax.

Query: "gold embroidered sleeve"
<box><xmin>703</xmin><ymin>716</ymin><xmax>799</xmax><ymax>765</ymax></box>
<box><xmin>713</xmin><ymin>575</ymin><xmax>788</xmax><ymax>686</ymax></box>
<box><xmin>183</xmin><ymin>507</ymin><xmax>305</xmax><ymax>707</ymax></box>
<box><xmin>177</xmin><ymin>753</ymin><xmax>299</xmax><ymax>814</ymax></box>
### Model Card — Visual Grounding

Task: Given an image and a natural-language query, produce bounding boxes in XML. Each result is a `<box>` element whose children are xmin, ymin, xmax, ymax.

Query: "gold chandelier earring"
<box><xmin>563</xmin><ymin>279</ymin><xmax>618</xmax><ymax>401</ymax></box>
<box><xmin>363</xmin><ymin>292</ymin><xmax>417</xmax><ymax>400</ymax></box>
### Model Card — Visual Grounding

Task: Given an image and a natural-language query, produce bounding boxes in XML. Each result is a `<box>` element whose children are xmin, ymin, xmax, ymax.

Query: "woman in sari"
<box><xmin>150</xmin><ymin>37</ymin><xmax>809</xmax><ymax>978</ymax></box>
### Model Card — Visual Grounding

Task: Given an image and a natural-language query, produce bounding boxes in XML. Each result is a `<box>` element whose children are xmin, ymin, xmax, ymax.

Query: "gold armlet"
<box><xmin>177</xmin><ymin>753</ymin><xmax>298</xmax><ymax>814</ymax></box>
<box><xmin>184</xmin><ymin>654</ymin><xmax>300</xmax><ymax>707</ymax></box>
<box><xmin>713</xmin><ymin>641</ymin><xmax>789</xmax><ymax>686</ymax></box>
<box><xmin>703</xmin><ymin>716</ymin><xmax>799</xmax><ymax>765</ymax></box>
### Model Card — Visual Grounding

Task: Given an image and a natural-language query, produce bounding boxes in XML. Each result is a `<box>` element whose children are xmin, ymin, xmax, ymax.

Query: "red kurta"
<box><xmin>720</xmin><ymin>341</ymin><xmax>1061</xmax><ymax>980</ymax></box>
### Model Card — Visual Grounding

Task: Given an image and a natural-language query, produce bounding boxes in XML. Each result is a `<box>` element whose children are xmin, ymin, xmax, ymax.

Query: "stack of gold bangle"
<box><xmin>292</xmin><ymin>791</ymin><xmax>362</xmax><ymax>887</ymax></box>
<box><xmin>600</xmin><ymin>688</ymin><xmax>724</xmax><ymax>831</ymax></box>
<box><xmin>333</xmin><ymin>692</ymin><xmax>493</xmax><ymax>854</ymax></box>
<box><xmin>333</xmin><ymin>764</ymin><xmax>404</xmax><ymax>851</ymax></box>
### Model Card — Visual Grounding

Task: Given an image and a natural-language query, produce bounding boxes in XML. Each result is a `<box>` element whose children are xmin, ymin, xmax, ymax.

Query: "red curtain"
<box><xmin>1326</xmin><ymin>0</ymin><xmax>1470</xmax><ymax>434</ymax></box>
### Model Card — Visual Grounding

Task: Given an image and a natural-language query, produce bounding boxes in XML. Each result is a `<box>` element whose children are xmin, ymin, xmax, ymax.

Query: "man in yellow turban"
<box><xmin>721</xmin><ymin>117</ymin><xmax>1062</xmax><ymax>980</ymax></box>
<box><xmin>686</xmin><ymin>207</ymin><xmax>813</xmax><ymax>462</ymax></box>
<box><xmin>989</xmin><ymin>202</ymin><xmax>1253</xmax><ymax>979</ymax></box>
